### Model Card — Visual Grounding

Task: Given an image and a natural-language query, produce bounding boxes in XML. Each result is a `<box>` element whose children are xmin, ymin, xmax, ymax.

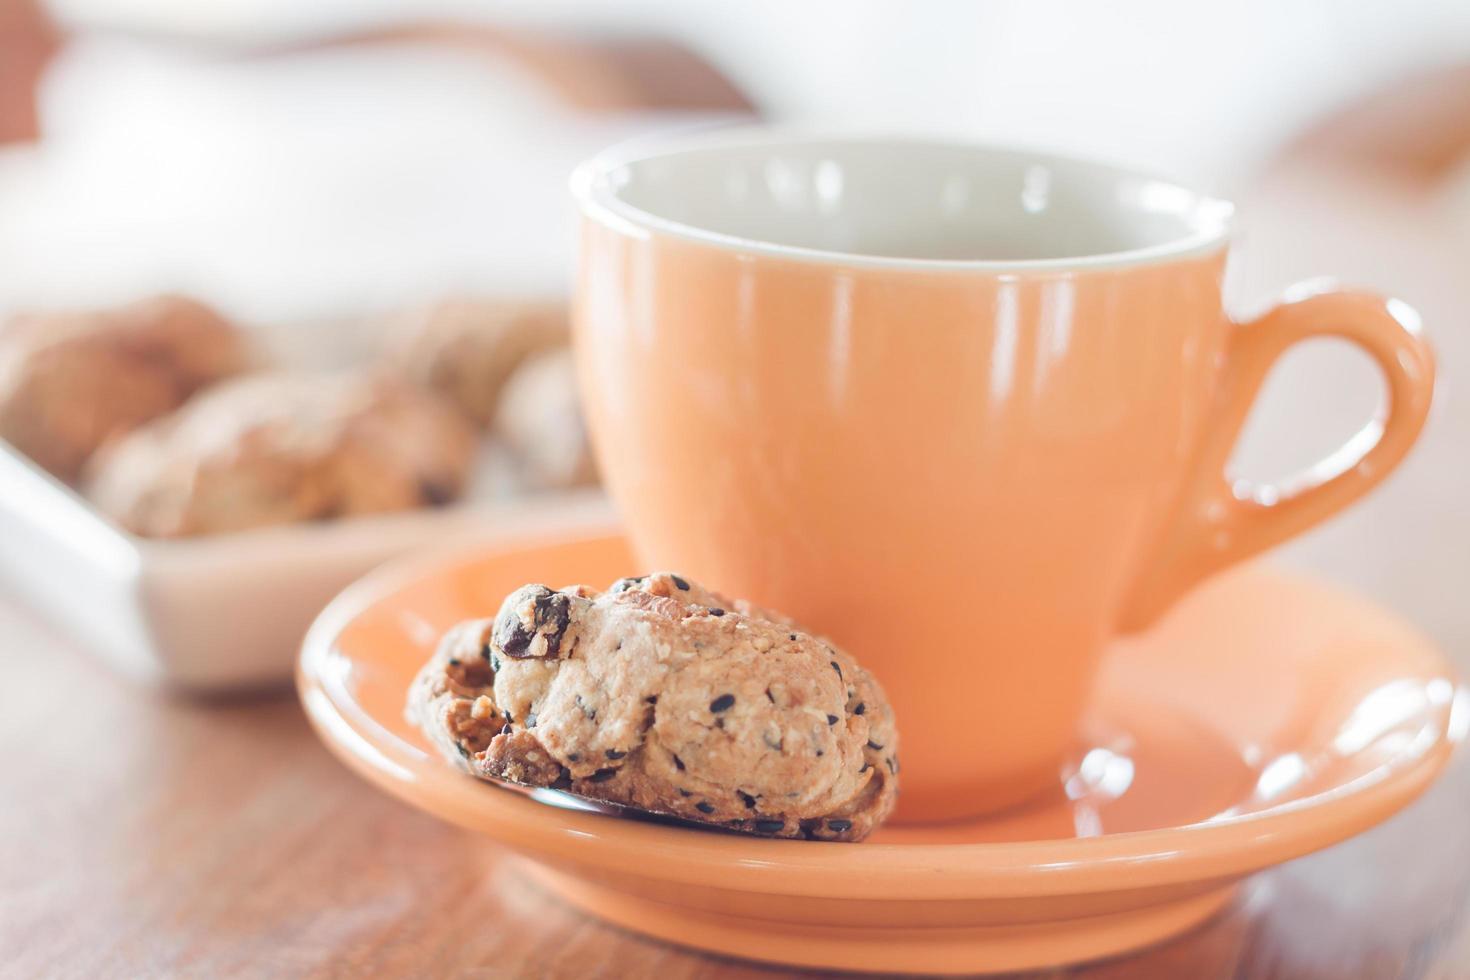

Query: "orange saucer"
<box><xmin>298</xmin><ymin>529</ymin><xmax>1465</xmax><ymax>975</ymax></box>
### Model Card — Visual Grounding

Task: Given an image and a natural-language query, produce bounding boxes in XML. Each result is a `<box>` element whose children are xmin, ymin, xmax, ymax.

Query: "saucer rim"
<box><xmin>298</xmin><ymin>525</ymin><xmax>1464</xmax><ymax>900</ymax></box>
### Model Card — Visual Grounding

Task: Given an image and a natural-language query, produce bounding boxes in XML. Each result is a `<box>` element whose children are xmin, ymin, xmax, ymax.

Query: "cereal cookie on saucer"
<box><xmin>407</xmin><ymin>572</ymin><xmax>899</xmax><ymax>841</ymax></box>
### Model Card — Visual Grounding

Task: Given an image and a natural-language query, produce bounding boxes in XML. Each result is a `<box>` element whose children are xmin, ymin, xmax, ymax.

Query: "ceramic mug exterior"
<box><xmin>571</xmin><ymin>130</ymin><xmax>1435</xmax><ymax>822</ymax></box>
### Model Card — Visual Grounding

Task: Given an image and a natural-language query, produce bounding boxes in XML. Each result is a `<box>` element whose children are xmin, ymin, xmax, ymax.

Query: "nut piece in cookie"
<box><xmin>386</xmin><ymin>298</ymin><xmax>567</xmax><ymax>428</ymax></box>
<box><xmin>84</xmin><ymin>370</ymin><xmax>476</xmax><ymax>537</ymax></box>
<box><xmin>406</xmin><ymin>619</ymin><xmax>503</xmax><ymax>771</ymax></box>
<box><xmin>407</xmin><ymin>573</ymin><xmax>899</xmax><ymax>842</ymax></box>
<box><xmin>0</xmin><ymin>295</ymin><xmax>251</xmax><ymax>481</ymax></box>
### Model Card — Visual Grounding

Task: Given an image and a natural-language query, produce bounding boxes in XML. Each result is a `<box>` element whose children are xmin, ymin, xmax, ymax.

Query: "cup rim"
<box><xmin>571</xmin><ymin>125</ymin><xmax>1234</xmax><ymax>274</ymax></box>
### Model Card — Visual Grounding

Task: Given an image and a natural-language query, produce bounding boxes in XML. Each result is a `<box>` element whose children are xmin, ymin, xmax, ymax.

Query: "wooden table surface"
<box><xmin>3</xmin><ymin>596</ymin><xmax>1467</xmax><ymax>980</ymax></box>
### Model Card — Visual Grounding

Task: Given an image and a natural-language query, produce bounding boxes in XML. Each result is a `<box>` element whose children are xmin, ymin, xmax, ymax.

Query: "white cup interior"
<box><xmin>577</xmin><ymin>133</ymin><xmax>1232</xmax><ymax>268</ymax></box>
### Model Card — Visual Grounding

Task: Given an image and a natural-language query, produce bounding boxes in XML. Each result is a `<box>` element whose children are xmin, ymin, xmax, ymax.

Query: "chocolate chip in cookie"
<box><xmin>493</xmin><ymin>585</ymin><xmax>581</xmax><ymax>659</ymax></box>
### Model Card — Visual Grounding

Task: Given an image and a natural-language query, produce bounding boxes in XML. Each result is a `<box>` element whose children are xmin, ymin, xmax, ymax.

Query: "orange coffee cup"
<box><xmin>570</xmin><ymin>131</ymin><xmax>1435</xmax><ymax>823</ymax></box>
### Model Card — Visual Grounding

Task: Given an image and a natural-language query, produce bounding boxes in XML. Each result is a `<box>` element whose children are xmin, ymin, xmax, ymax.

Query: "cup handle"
<box><xmin>1118</xmin><ymin>281</ymin><xmax>1436</xmax><ymax>632</ymax></box>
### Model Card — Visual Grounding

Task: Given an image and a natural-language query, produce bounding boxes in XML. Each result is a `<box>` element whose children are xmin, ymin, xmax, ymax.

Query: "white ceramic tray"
<box><xmin>0</xmin><ymin>442</ymin><xmax>614</xmax><ymax>690</ymax></box>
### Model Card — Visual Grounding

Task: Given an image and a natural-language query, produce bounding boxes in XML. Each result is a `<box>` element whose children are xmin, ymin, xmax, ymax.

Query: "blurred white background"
<box><xmin>8</xmin><ymin>0</ymin><xmax>1470</xmax><ymax>318</ymax></box>
<box><xmin>3</xmin><ymin>0</ymin><xmax>1467</xmax><ymax>657</ymax></box>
